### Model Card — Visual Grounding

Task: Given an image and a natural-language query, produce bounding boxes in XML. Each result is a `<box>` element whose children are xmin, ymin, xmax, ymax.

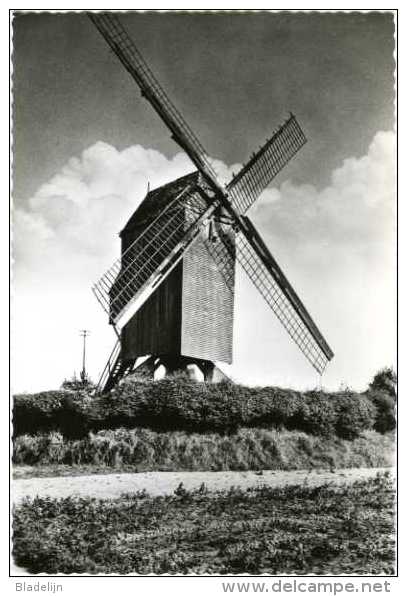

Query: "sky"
<box><xmin>12</xmin><ymin>11</ymin><xmax>396</xmax><ymax>393</ymax></box>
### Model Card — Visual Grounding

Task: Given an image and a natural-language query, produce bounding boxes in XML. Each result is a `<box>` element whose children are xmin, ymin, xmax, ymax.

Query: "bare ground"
<box><xmin>12</xmin><ymin>466</ymin><xmax>393</xmax><ymax>506</ymax></box>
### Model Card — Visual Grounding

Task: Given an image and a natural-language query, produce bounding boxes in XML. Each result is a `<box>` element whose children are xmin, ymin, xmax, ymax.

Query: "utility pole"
<box><xmin>79</xmin><ymin>330</ymin><xmax>90</xmax><ymax>382</ymax></box>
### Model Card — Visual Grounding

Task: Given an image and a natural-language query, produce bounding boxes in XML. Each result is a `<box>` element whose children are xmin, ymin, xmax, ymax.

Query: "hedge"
<box><xmin>12</xmin><ymin>375</ymin><xmax>386</xmax><ymax>440</ymax></box>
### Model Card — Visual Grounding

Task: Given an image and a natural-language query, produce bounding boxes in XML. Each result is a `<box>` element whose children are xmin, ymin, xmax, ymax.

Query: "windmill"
<box><xmin>89</xmin><ymin>13</ymin><xmax>334</xmax><ymax>392</ymax></box>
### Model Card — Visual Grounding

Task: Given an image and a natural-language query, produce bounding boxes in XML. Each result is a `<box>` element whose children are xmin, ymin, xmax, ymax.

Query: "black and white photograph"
<box><xmin>10</xmin><ymin>7</ymin><xmax>397</xmax><ymax>580</ymax></box>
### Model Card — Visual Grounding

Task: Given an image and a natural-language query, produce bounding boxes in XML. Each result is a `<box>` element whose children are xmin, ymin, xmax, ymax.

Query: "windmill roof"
<box><xmin>120</xmin><ymin>170</ymin><xmax>200</xmax><ymax>236</ymax></box>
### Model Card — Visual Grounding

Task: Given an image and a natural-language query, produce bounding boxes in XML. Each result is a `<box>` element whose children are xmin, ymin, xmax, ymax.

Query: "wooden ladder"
<box><xmin>96</xmin><ymin>340</ymin><xmax>136</xmax><ymax>393</ymax></box>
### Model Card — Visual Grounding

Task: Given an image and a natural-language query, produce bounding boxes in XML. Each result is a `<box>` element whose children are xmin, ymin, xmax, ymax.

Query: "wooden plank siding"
<box><xmin>181</xmin><ymin>236</ymin><xmax>234</xmax><ymax>363</ymax></box>
<box><xmin>121</xmin><ymin>261</ymin><xmax>183</xmax><ymax>358</ymax></box>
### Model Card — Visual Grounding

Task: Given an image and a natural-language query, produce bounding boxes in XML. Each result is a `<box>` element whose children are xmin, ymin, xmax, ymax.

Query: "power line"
<box><xmin>79</xmin><ymin>330</ymin><xmax>90</xmax><ymax>381</ymax></box>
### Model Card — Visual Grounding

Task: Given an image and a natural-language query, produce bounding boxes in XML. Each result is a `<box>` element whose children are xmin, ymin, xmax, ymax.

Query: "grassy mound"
<box><xmin>13</xmin><ymin>428</ymin><xmax>394</xmax><ymax>473</ymax></box>
<box><xmin>13</xmin><ymin>474</ymin><xmax>395</xmax><ymax>575</ymax></box>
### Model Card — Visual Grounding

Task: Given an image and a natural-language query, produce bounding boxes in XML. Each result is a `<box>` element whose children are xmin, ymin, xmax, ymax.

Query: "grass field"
<box><xmin>13</xmin><ymin>428</ymin><xmax>394</xmax><ymax>478</ymax></box>
<box><xmin>13</xmin><ymin>473</ymin><xmax>395</xmax><ymax>575</ymax></box>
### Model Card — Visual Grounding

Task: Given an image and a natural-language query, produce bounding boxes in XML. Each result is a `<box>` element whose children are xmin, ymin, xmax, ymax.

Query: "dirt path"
<box><xmin>12</xmin><ymin>467</ymin><xmax>393</xmax><ymax>505</ymax></box>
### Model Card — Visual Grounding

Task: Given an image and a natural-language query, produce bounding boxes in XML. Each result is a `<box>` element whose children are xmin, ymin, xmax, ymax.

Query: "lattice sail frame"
<box><xmin>235</xmin><ymin>232</ymin><xmax>330</xmax><ymax>374</ymax></box>
<box><xmin>88</xmin><ymin>13</ymin><xmax>220</xmax><ymax>188</ymax></box>
<box><xmin>207</xmin><ymin>218</ymin><xmax>332</xmax><ymax>375</ymax></box>
<box><xmin>228</xmin><ymin>114</ymin><xmax>307</xmax><ymax>214</ymax></box>
<box><xmin>93</xmin><ymin>186</ymin><xmax>219</xmax><ymax>328</ymax></box>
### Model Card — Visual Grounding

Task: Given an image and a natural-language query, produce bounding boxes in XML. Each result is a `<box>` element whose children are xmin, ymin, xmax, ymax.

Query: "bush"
<box><xmin>366</xmin><ymin>390</ymin><xmax>396</xmax><ymax>434</ymax></box>
<box><xmin>364</xmin><ymin>367</ymin><xmax>397</xmax><ymax>434</ymax></box>
<box><xmin>333</xmin><ymin>392</ymin><xmax>377</xmax><ymax>440</ymax></box>
<box><xmin>61</xmin><ymin>373</ymin><xmax>95</xmax><ymax>392</ymax></box>
<box><xmin>13</xmin><ymin>391</ymin><xmax>68</xmax><ymax>437</ymax></box>
<box><xmin>368</xmin><ymin>367</ymin><xmax>397</xmax><ymax>398</ymax></box>
<box><xmin>12</xmin><ymin>390</ymin><xmax>103</xmax><ymax>439</ymax></box>
<box><xmin>247</xmin><ymin>387</ymin><xmax>304</xmax><ymax>429</ymax></box>
<box><xmin>106</xmin><ymin>376</ymin><xmax>249</xmax><ymax>433</ymax></box>
<box><xmin>58</xmin><ymin>392</ymin><xmax>104</xmax><ymax>440</ymax></box>
<box><xmin>293</xmin><ymin>392</ymin><xmax>337</xmax><ymax>437</ymax></box>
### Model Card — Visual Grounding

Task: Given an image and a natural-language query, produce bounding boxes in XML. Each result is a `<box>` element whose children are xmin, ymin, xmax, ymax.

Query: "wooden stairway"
<box><xmin>96</xmin><ymin>340</ymin><xmax>136</xmax><ymax>394</ymax></box>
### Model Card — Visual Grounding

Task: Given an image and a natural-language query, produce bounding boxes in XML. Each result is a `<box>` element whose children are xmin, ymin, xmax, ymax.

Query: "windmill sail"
<box><xmin>89</xmin><ymin>12</ymin><xmax>222</xmax><ymax>192</ymax></box>
<box><xmin>227</xmin><ymin>114</ymin><xmax>307</xmax><ymax>214</ymax></box>
<box><xmin>231</xmin><ymin>217</ymin><xmax>333</xmax><ymax>374</ymax></box>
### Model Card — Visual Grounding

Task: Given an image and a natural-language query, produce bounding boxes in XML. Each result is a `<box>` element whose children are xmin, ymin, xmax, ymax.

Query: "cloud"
<box><xmin>11</xmin><ymin>142</ymin><xmax>237</xmax><ymax>391</ymax></box>
<box><xmin>13</xmin><ymin>142</ymin><xmax>243</xmax><ymax>282</ymax></box>
<box><xmin>207</xmin><ymin>155</ymin><xmax>242</xmax><ymax>186</ymax></box>
<box><xmin>237</xmin><ymin>130</ymin><xmax>396</xmax><ymax>389</ymax></box>
<box><xmin>14</xmin><ymin>143</ymin><xmax>198</xmax><ymax>282</ymax></box>
<box><xmin>252</xmin><ymin>130</ymin><xmax>395</xmax><ymax>264</ymax></box>
<box><xmin>12</xmin><ymin>132</ymin><xmax>395</xmax><ymax>392</ymax></box>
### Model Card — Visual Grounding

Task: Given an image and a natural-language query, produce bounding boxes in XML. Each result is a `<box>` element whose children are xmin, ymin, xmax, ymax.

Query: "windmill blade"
<box><xmin>227</xmin><ymin>114</ymin><xmax>307</xmax><ymax>214</ymax></box>
<box><xmin>88</xmin><ymin>12</ymin><xmax>222</xmax><ymax>193</ymax></box>
<box><xmin>93</xmin><ymin>185</ymin><xmax>221</xmax><ymax>329</ymax></box>
<box><xmin>232</xmin><ymin>217</ymin><xmax>333</xmax><ymax>374</ymax></box>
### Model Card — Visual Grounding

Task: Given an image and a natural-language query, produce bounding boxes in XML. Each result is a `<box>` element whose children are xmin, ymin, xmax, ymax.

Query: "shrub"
<box><xmin>248</xmin><ymin>387</ymin><xmax>304</xmax><ymax>429</ymax></box>
<box><xmin>333</xmin><ymin>392</ymin><xmax>377</xmax><ymax>439</ymax></box>
<box><xmin>293</xmin><ymin>392</ymin><xmax>337</xmax><ymax>437</ymax></box>
<box><xmin>368</xmin><ymin>367</ymin><xmax>397</xmax><ymax>398</ymax></box>
<box><xmin>13</xmin><ymin>391</ymin><xmax>68</xmax><ymax>437</ymax></box>
<box><xmin>13</xmin><ymin>390</ymin><xmax>103</xmax><ymax>439</ymax></box>
<box><xmin>58</xmin><ymin>392</ymin><xmax>104</xmax><ymax>440</ymax></box>
<box><xmin>366</xmin><ymin>390</ymin><xmax>396</xmax><ymax>434</ymax></box>
<box><xmin>61</xmin><ymin>372</ymin><xmax>95</xmax><ymax>392</ymax></box>
<box><xmin>365</xmin><ymin>367</ymin><xmax>396</xmax><ymax>434</ymax></box>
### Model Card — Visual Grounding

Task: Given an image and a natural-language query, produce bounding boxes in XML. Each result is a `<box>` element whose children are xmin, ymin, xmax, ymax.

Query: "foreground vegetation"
<box><xmin>13</xmin><ymin>428</ymin><xmax>394</xmax><ymax>474</ymax></box>
<box><xmin>13</xmin><ymin>368</ymin><xmax>396</xmax><ymax>476</ymax></box>
<box><xmin>13</xmin><ymin>474</ymin><xmax>395</xmax><ymax>575</ymax></box>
